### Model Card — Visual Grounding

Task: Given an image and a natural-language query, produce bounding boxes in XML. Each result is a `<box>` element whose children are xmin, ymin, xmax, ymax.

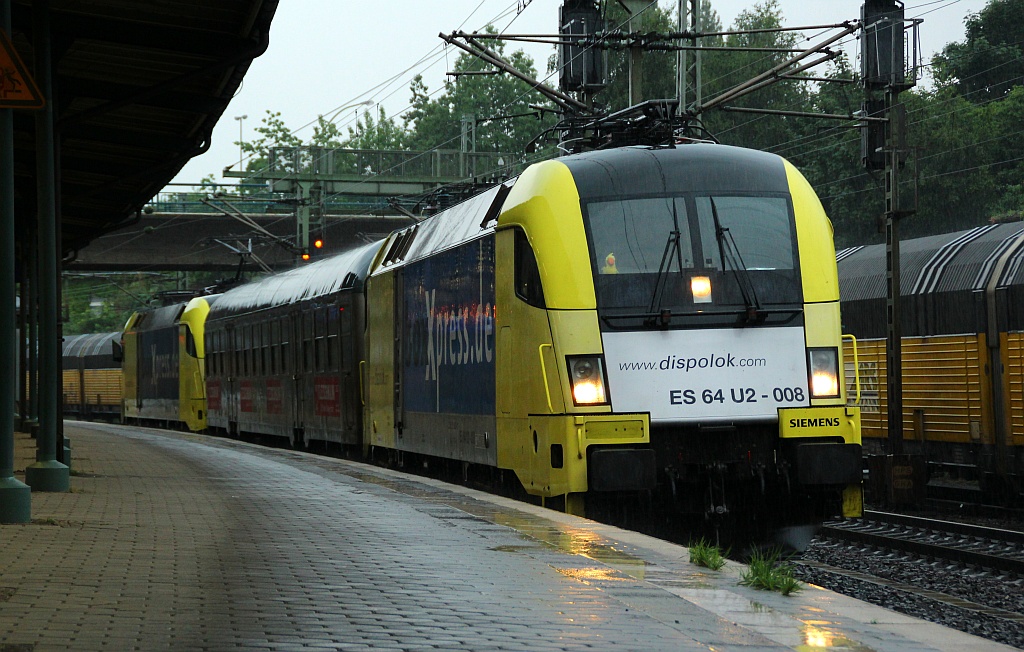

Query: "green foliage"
<box><xmin>702</xmin><ymin>1</ymin><xmax>810</xmax><ymax>152</ymax></box>
<box><xmin>63</xmin><ymin>272</ymin><xmax>225</xmax><ymax>336</ymax></box>
<box><xmin>204</xmin><ymin>0</ymin><xmax>1024</xmax><ymax>248</ymax></box>
<box><xmin>402</xmin><ymin>29</ymin><xmax>557</xmax><ymax>155</ymax></box>
<box><xmin>688</xmin><ymin>539</ymin><xmax>727</xmax><ymax>570</ymax></box>
<box><xmin>236</xmin><ymin>110</ymin><xmax>303</xmax><ymax>180</ymax></box>
<box><xmin>343</xmin><ymin>107</ymin><xmax>409</xmax><ymax>151</ymax></box>
<box><xmin>595</xmin><ymin>2</ymin><xmax>696</xmax><ymax>112</ymax></box>
<box><xmin>739</xmin><ymin>549</ymin><xmax>801</xmax><ymax>595</ymax></box>
<box><xmin>932</xmin><ymin>0</ymin><xmax>1024</xmax><ymax>102</ymax></box>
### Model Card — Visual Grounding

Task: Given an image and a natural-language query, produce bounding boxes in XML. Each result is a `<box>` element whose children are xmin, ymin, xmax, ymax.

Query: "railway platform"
<box><xmin>0</xmin><ymin>423</ymin><xmax>1013</xmax><ymax>651</ymax></box>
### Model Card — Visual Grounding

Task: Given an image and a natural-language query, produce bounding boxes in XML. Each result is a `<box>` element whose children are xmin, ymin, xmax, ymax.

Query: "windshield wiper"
<box><xmin>646</xmin><ymin>204</ymin><xmax>685</xmax><ymax>327</ymax></box>
<box><xmin>710</xmin><ymin>198</ymin><xmax>765</xmax><ymax>325</ymax></box>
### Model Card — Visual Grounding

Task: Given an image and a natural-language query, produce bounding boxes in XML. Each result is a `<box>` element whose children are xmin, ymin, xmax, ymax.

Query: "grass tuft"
<box><xmin>688</xmin><ymin>538</ymin><xmax>727</xmax><ymax>571</ymax></box>
<box><xmin>739</xmin><ymin>548</ymin><xmax>802</xmax><ymax>596</ymax></box>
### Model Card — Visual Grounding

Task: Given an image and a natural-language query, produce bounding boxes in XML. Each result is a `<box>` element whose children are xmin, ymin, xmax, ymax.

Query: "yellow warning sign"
<box><xmin>0</xmin><ymin>29</ymin><xmax>44</xmax><ymax>110</ymax></box>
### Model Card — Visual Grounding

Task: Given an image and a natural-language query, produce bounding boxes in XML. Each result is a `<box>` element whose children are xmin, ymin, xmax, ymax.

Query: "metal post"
<box><xmin>628</xmin><ymin>16</ymin><xmax>643</xmax><ymax>105</ymax></box>
<box><xmin>234</xmin><ymin>114</ymin><xmax>247</xmax><ymax>170</ymax></box>
<box><xmin>884</xmin><ymin>90</ymin><xmax>904</xmax><ymax>456</ymax></box>
<box><xmin>0</xmin><ymin>0</ymin><xmax>31</xmax><ymax>522</ymax></box>
<box><xmin>296</xmin><ymin>181</ymin><xmax>312</xmax><ymax>260</ymax></box>
<box><xmin>18</xmin><ymin>251</ymin><xmax>27</xmax><ymax>428</ymax></box>
<box><xmin>677</xmin><ymin>0</ymin><xmax>701</xmax><ymax>112</ymax></box>
<box><xmin>24</xmin><ymin>0</ymin><xmax>69</xmax><ymax>493</ymax></box>
<box><xmin>27</xmin><ymin>234</ymin><xmax>38</xmax><ymax>425</ymax></box>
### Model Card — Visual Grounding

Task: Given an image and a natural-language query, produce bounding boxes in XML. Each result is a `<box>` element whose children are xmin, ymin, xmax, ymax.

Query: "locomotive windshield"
<box><xmin>584</xmin><ymin>193</ymin><xmax>801</xmax><ymax>328</ymax></box>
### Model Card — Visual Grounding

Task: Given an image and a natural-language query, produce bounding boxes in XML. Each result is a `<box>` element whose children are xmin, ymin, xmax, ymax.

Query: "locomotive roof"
<box><xmin>62</xmin><ymin>332</ymin><xmax>120</xmax><ymax>359</ymax></box>
<box><xmin>372</xmin><ymin>182</ymin><xmax>511</xmax><ymax>274</ymax></box>
<box><xmin>209</xmin><ymin>240</ymin><xmax>383</xmax><ymax>315</ymax></box>
<box><xmin>132</xmin><ymin>302</ymin><xmax>188</xmax><ymax>332</ymax></box>
<box><xmin>838</xmin><ymin>222</ymin><xmax>1024</xmax><ymax>301</ymax></box>
<box><xmin>559</xmin><ymin>143</ymin><xmax>790</xmax><ymax>199</ymax></box>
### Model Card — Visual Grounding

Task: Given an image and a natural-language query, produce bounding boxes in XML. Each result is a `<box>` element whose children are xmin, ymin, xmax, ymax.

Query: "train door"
<box><xmin>365</xmin><ymin>270</ymin><xmax>396</xmax><ymax>451</ymax></box>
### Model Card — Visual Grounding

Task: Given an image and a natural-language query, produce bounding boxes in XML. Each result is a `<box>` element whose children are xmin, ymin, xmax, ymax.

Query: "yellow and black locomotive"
<box><xmin>124</xmin><ymin>143</ymin><xmax>863</xmax><ymax>536</ymax></box>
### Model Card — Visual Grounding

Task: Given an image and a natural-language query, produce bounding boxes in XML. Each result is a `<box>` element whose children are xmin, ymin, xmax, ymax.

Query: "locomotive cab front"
<box><xmin>499</xmin><ymin>144</ymin><xmax>862</xmax><ymax>533</ymax></box>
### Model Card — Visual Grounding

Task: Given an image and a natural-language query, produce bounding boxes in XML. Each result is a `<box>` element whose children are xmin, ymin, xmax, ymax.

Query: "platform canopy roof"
<box><xmin>6</xmin><ymin>0</ymin><xmax>278</xmax><ymax>258</ymax></box>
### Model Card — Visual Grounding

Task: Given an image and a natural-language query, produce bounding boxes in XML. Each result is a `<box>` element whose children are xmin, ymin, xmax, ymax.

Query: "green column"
<box><xmin>0</xmin><ymin>0</ymin><xmax>31</xmax><ymax>522</ymax></box>
<box><xmin>24</xmin><ymin>0</ymin><xmax>68</xmax><ymax>493</ymax></box>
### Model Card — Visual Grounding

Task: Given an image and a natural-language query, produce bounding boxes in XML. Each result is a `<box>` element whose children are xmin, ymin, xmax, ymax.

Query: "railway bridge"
<box><xmin>69</xmin><ymin>146</ymin><xmax>519</xmax><ymax>271</ymax></box>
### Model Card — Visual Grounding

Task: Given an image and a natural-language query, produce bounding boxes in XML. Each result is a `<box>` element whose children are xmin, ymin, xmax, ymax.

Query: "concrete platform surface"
<box><xmin>0</xmin><ymin>422</ymin><xmax>1014</xmax><ymax>651</ymax></box>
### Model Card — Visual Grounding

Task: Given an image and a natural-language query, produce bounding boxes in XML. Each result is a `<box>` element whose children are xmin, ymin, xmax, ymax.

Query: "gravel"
<box><xmin>794</xmin><ymin>538</ymin><xmax>1024</xmax><ymax>648</ymax></box>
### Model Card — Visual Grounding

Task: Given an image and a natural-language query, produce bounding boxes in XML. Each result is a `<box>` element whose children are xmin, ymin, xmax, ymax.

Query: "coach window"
<box><xmin>244</xmin><ymin>325</ymin><xmax>251</xmax><ymax>376</ymax></box>
<box><xmin>327</xmin><ymin>305</ymin><xmax>338</xmax><ymax>369</ymax></box>
<box><xmin>514</xmin><ymin>228</ymin><xmax>545</xmax><ymax>308</ymax></box>
<box><xmin>281</xmin><ymin>318</ymin><xmax>290</xmax><ymax>374</ymax></box>
<box><xmin>219</xmin><ymin>330</ymin><xmax>227</xmax><ymax>376</ymax></box>
<box><xmin>215</xmin><ymin>331</ymin><xmax>223</xmax><ymax>375</ymax></box>
<box><xmin>238</xmin><ymin>326</ymin><xmax>246</xmax><ymax>376</ymax></box>
<box><xmin>209</xmin><ymin>331</ymin><xmax>217</xmax><ymax>375</ymax></box>
<box><xmin>246</xmin><ymin>325</ymin><xmax>254</xmax><ymax>376</ymax></box>
<box><xmin>260</xmin><ymin>322</ymin><xmax>268</xmax><ymax>376</ymax></box>
<box><xmin>303</xmin><ymin>311</ymin><xmax>313</xmax><ymax>372</ymax></box>
<box><xmin>251</xmin><ymin>324</ymin><xmax>259</xmax><ymax>376</ymax></box>
<box><xmin>232</xmin><ymin>329</ymin><xmax>240</xmax><ymax>376</ymax></box>
<box><xmin>313</xmin><ymin>307</ymin><xmax>322</xmax><ymax>372</ymax></box>
<box><xmin>269</xmin><ymin>321</ymin><xmax>277</xmax><ymax>375</ymax></box>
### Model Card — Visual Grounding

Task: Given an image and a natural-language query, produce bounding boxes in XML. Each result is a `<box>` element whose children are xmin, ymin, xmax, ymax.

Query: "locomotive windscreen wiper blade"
<box><xmin>710</xmin><ymin>198</ymin><xmax>764</xmax><ymax>324</ymax></box>
<box><xmin>645</xmin><ymin>203</ymin><xmax>685</xmax><ymax>327</ymax></box>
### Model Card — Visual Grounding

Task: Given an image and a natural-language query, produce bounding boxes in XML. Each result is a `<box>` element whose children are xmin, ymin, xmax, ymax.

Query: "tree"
<box><xmin>342</xmin><ymin>107</ymin><xmax>409</xmax><ymax>150</ymax></box>
<box><xmin>783</xmin><ymin>57</ymin><xmax>884</xmax><ymax>247</ymax></box>
<box><xmin>403</xmin><ymin>29</ymin><xmax>557</xmax><ymax>155</ymax></box>
<box><xmin>237</xmin><ymin>110</ymin><xmax>303</xmax><ymax>179</ymax></box>
<box><xmin>932</xmin><ymin>0</ymin><xmax>1024</xmax><ymax>103</ymax></box>
<box><xmin>701</xmin><ymin>1</ymin><xmax>811</xmax><ymax>151</ymax></box>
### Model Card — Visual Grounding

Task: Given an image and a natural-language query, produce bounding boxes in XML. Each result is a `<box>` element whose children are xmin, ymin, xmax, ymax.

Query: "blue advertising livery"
<box><xmin>402</xmin><ymin>236</ymin><xmax>496</xmax><ymax>416</ymax></box>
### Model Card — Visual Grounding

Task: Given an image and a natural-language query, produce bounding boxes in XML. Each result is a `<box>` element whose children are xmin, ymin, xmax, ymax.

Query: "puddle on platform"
<box><xmin>553</xmin><ymin>566</ymin><xmax>632</xmax><ymax>584</ymax></box>
<box><xmin>797</xmin><ymin>624</ymin><xmax>876</xmax><ymax>651</ymax></box>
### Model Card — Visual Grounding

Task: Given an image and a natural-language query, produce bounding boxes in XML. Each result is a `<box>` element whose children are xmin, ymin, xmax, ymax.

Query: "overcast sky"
<box><xmin>167</xmin><ymin>0</ymin><xmax>989</xmax><ymax>189</ymax></box>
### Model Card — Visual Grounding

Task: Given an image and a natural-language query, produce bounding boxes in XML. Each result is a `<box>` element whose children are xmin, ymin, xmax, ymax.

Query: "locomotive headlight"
<box><xmin>808</xmin><ymin>348</ymin><xmax>840</xmax><ymax>398</ymax></box>
<box><xmin>567</xmin><ymin>355</ymin><xmax>609</xmax><ymax>406</ymax></box>
<box><xmin>691</xmin><ymin>275</ymin><xmax>712</xmax><ymax>303</ymax></box>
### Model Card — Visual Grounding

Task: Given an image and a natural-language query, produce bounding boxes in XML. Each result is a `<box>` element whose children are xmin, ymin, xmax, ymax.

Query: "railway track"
<box><xmin>820</xmin><ymin>510</ymin><xmax>1024</xmax><ymax>576</ymax></box>
<box><xmin>794</xmin><ymin>510</ymin><xmax>1024</xmax><ymax>646</ymax></box>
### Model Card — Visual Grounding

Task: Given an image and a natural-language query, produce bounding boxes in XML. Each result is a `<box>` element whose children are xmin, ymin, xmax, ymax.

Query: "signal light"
<box><xmin>301</xmin><ymin>251</ymin><xmax>310</xmax><ymax>261</ymax></box>
<box><xmin>314</xmin><ymin>238</ymin><xmax>323</xmax><ymax>249</ymax></box>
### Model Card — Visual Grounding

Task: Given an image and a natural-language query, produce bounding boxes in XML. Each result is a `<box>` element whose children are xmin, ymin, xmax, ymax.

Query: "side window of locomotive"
<box><xmin>586</xmin><ymin>198</ymin><xmax>693</xmax><ymax>274</ymax></box>
<box><xmin>514</xmin><ymin>228</ymin><xmax>545</xmax><ymax>308</ymax></box>
<box><xmin>184</xmin><ymin>325</ymin><xmax>197</xmax><ymax>358</ymax></box>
